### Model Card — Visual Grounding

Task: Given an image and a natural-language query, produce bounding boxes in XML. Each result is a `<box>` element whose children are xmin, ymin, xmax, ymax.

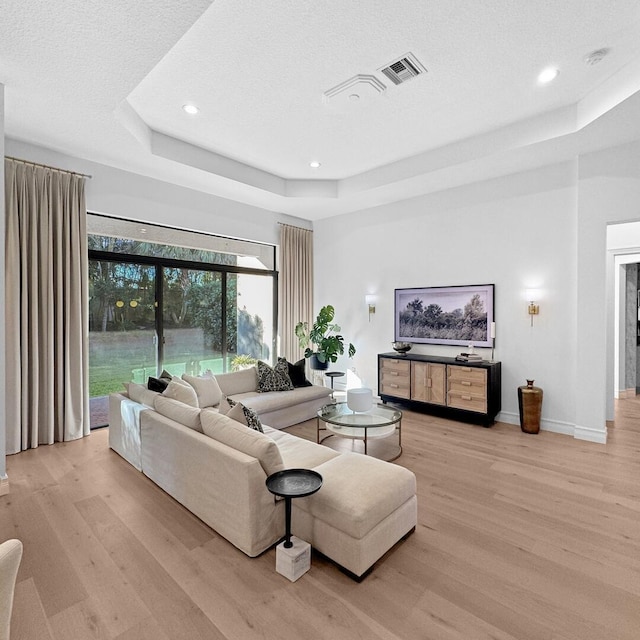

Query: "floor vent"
<box><xmin>380</xmin><ymin>53</ymin><xmax>426</xmax><ymax>85</ymax></box>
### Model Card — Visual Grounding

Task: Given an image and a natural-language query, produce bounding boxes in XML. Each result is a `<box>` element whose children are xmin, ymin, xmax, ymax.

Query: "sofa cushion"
<box><xmin>232</xmin><ymin>384</ymin><xmax>331</xmax><ymax>414</ymax></box>
<box><xmin>256</xmin><ymin>358</ymin><xmax>293</xmax><ymax>392</ymax></box>
<box><xmin>154</xmin><ymin>395</ymin><xmax>203</xmax><ymax>432</ymax></box>
<box><xmin>215</xmin><ymin>367</ymin><xmax>258</xmax><ymax>396</ymax></box>
<box><xmin>201</xmin><ymin>410</ymin><xmax>284</xmax><ymax>476</ymax></box>
<box><xmin>298</xmin><ymin>453</ymin><xmax>417</xmax><ymax>539</ymax></box>
<box><xmin>219</xmin><ymin>396</ymin><xmax>263</xmax><ymax>432</ymax></box>
<box><xmin>128</xmin><ymin>382</ymin><xmax>160</xmax><ymax>407</ymax></box>
<box><xmin>265</xmin><ymin>427</ymin><xmax>339</xmax><ymax>469</ymax></box>
<box><xmin>287</xmin><ymin>359</ymin><xmax>312</xmax><ymax>388</ymax></box>
<box><xmin>162</xmin><ymin>378</ymin><xmax>199</xmax><ymax>407</ymax></box>
<box><xmin>182</xmin><ymin>373</ymin><xmax>223</xmax><ymax>408</ymax></box>
<box><xmin>226</xmin><ymin>402</ymin><xmax>264</xmax><ymax>433</ymax></box>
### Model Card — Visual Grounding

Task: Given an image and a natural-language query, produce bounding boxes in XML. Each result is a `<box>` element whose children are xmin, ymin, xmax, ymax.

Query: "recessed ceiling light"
<box><xmin>309</xmin><ymin>161</ymin><xmax>321</xmax><ymax>168</ymax></box>
<box><xmin>182</xmin><ymin>104</ymin><xmax>199</xmax><ymax>115</ymax></box>
<box><xmin>537</xmin><ymin>67</ymin><xmax>559</xmax><ymax>84</ymax></box>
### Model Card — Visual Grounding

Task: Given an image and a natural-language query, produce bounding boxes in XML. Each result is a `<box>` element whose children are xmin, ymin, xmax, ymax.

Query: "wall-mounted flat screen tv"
<box><xmin>394</xmin><ymin>284</ymin><xmax>495</xmax><ymax>348</ymax></box>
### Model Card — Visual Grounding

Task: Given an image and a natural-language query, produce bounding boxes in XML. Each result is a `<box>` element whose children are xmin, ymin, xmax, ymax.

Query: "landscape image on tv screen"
<box><xmin>395</xmin><ymin>284</ymin><xmax>494</xmax><ymax>348</ymax></box>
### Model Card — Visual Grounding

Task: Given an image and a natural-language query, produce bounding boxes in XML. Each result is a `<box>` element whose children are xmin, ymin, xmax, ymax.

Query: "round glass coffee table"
<box><xmin>316</xmin><ymin>402</ymin><xmax>402</xmax><ymax>461</ymax></box>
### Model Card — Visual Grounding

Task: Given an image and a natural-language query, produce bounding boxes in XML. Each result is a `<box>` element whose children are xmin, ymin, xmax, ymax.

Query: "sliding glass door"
<box><xmin>88</xmin><ymin>243</ymin><xmax>277</xmax><ymax>428</ymax></box>
<box><xmin>88</xmin><ymin>260</ymin><xmax>157</xmax><ymax>428</ymax></box>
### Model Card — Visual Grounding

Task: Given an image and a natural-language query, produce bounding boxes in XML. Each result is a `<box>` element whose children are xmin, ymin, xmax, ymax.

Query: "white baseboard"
<box><xmin>497</xmin><ymin>411</ymin><xmax>519</xmax><ymax>426</ymax></box>
<box><xmin>497</xmin><ymin>412</ymin><xmax>600</xmax><ymax>441</ymax></box>
<box><xmin>0</xmin><ymin>475</ymin><xmax>9</xmax><ymax>497</ymax></box>
<box><xmin>618</xmin><ymin>388</ymin><xmax>637</xmax><ymax>399</ymax></box>
<box><xmin>574</xmin><ymin>424</ymin><xmax>608</xmax><ymax>444</ymax></box>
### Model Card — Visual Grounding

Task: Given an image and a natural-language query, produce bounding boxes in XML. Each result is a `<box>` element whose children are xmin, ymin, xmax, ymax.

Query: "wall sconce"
<box><xmin>365</xmin><ymin>294</ymin><xmax>377</xmax><ymax>321</ymax></box>
<box><xmin>525</xmin><ymin>289</ymin><xmax>540</xmax><ymax>326</ymax></box>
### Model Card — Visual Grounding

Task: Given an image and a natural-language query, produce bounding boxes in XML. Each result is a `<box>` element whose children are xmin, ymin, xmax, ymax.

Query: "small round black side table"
<box><xmin>265</xmin><ymin>469</ymin><xmax>323</xmax><ymax>548</ymax></box>
<box><xmin>325</xmin><ymin>371</ymin><xmax>345</xmax><ymax>399</ymax></box>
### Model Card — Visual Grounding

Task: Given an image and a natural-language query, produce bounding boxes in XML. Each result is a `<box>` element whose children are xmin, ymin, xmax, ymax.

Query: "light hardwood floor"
<box><xmin>2</xmin><ymin>400</ymin><xmax>640</xmax><ymax>640</ymax></box>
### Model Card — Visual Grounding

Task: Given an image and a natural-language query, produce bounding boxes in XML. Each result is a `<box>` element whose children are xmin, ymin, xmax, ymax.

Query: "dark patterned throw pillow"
<box><xmin>240</xmin><ymin>404</ymin><xmax>263</xmax><ymax>432</ymax></box>
<box><xmin>256</xmin><ymin>358</ymin><xmax>294</xmax><ymax>392</ymax></box>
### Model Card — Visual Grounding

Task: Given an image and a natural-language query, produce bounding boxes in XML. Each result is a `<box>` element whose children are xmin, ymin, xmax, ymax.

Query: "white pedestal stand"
<box><xmin>276</xmin><ymin>536</ymin><xmax>311</xmax><ymax>582</ymax></box>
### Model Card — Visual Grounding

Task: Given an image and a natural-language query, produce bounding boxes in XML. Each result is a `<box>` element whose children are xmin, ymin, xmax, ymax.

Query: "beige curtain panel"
<box><xmin>5</xmin><ymin>159</ymin><xmax>89</xmax><ymax>453</ymax></box>
<box><xmin>279</xmin><ymin>224</ymin><xmax>313</xmax><ymax>362</ymax></box>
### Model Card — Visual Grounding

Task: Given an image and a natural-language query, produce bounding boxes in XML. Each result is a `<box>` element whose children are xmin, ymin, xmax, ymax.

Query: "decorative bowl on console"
<box><xmin>392</xmin><ymin>341</ymin><xmax>412</xmax><ymax>355</ymax></box>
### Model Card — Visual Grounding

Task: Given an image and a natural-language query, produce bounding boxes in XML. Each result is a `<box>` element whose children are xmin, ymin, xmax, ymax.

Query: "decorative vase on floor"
<box><xmin>518</xmin><ymin>379</ymin><xmax>543</xmax><ymax>434</ymax></box>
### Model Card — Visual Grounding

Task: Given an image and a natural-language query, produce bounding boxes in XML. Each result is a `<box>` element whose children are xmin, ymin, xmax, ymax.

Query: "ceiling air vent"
<box><xmin>379</xmin><ymin>53</ymin><xmax>426</xmax><ymax>85</ymax></box>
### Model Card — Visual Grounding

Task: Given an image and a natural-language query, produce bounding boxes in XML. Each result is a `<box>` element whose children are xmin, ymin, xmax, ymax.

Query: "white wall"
<box><xmin>4</xmin><ymin>136</ymin><xmax>640</xmax><ymax>446</ymax></box>
<box><xmin>0</xmin><ymin>85</ymin><xmax>6</xmax><ymax>491</ymax></box>
<box><xmin>314</xmin><ymin>161</ymin><xmax>578</xmax><ymax>435</ymax></box>
<box><xmin>314</xmin><ymin>139</ymin><xmax>640</xmax><ymax>443</ymax></box>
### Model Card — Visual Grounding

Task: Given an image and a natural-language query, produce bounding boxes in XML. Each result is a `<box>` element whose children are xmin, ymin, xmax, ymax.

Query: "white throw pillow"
<box><xmin>200</xmin><ymin>411</ymin><xmax>283</xmax><ymax>476</ymax></box>
<box><xmin>128</xmin><ymin>382</ymin><xmax>160</xmax><ymax>407</ymax></box>
<box><xmin>182</xmin><ymin>373</ymin><xmax>223</xmax><ymax>408</ymax></box>
<box><xmin>154</xmin><ymin>395</ymin><xmax>202</xmax><ymax>432</ymax></box>
<box><xmin>162</xmin><ymin>378</ymin><xmax>199</xmax><ymax>407</ymax></box>
<box><xmin>218</xmin><ymin>396</ymin><xmax>233</xmax><ymax>414</ymax></box>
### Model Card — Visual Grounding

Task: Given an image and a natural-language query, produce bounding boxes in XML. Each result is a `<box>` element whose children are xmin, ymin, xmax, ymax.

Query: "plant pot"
<box><xmin>309</xmin><ymin>354</ymin><xmax>328</xmax><ymax>370</ymax></box>
<box><xmin>518</xmin><ymin>379</ymin><xmax>543</xmax><ymax>434</ymax></box>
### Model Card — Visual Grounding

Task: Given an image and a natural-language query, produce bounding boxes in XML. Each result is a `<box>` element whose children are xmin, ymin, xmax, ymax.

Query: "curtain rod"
<box><xmin>5</xmin><ymin>156</ymin><xmax>92</xmax><ymax>179</ymax></box>
<box><xmin>277</xmin><ymin>222</ymin><xmax>313</xmax><ymax>231</ymax></box>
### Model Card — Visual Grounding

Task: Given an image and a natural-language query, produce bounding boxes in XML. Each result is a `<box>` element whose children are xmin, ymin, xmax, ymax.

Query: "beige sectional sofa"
<box><xmin>108</xmin><ymin>372</ymin><xmax>417</xmax><ymax>578</ymax></box>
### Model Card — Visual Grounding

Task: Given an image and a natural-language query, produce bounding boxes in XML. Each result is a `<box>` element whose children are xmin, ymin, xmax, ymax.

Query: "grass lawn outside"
<box><xmin>89</xmin><ymin>329</ymin><xmax>231</xmax><ymax>398</ymax></box>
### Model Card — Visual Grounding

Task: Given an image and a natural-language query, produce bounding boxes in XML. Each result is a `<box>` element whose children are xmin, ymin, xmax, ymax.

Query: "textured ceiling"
<box><xmin>2</xmin><ymin>0</ymin><xmax>640</xmax><ymax>219</ymax></box>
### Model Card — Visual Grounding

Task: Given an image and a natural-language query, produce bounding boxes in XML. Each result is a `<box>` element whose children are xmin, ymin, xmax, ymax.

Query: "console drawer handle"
<box><xmin>461</xmin><ymin>381</ymin><xmax>472</xmax><ymax>386</ymax></box>
<box><xmin>462</xmin><ymin>394</ymin><xmax>472</xmax><ymax>401</ymax></box>
<box><xmin>390</xmin><ymin>383</ymin><xmax>399</xmax><ymax>389</ymax></box>
<box><xmin>390</xmin><ymin>371</ymin><xmax>398</xmax><ymax>376</ymax></box>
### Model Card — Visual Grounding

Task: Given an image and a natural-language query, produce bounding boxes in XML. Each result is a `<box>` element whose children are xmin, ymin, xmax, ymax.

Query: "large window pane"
<box><xmin>89</xmin><ymin>260</ymin><xmax>156</xmax><ymax>428</ymax></box>
<box><xmin>87</xmin><ymin>220</ymin><xmax>277</xmax><ymax>428</ymax></box>
<box><xmin>231</xmin><ymin>273</ymin><xmax>274</xmax><ymax>366</ymax></box>
<box><xmin>162</xmin><ymin>267</ymin><xmax>225</xmax><ymax>376</ymax></box>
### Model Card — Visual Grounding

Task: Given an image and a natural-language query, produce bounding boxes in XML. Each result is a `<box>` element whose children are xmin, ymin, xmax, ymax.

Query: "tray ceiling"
<box><xmin>2</xmin><ymin>0</ymin><xmax>640</xmax><ymax>219</ymax></box>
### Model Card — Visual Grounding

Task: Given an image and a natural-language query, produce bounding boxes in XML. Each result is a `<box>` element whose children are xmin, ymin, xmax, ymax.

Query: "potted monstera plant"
<box><xmin>295</xmin><ymin>305</ymin><xmax>356</xmax><ymax>370</ymax></box>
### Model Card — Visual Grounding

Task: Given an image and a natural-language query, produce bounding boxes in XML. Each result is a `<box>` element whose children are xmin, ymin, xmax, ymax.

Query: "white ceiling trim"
<box><xmin>117</xmin><ymin>64</ymin><xmax>640</xmax><ymax>213</ymax></box>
